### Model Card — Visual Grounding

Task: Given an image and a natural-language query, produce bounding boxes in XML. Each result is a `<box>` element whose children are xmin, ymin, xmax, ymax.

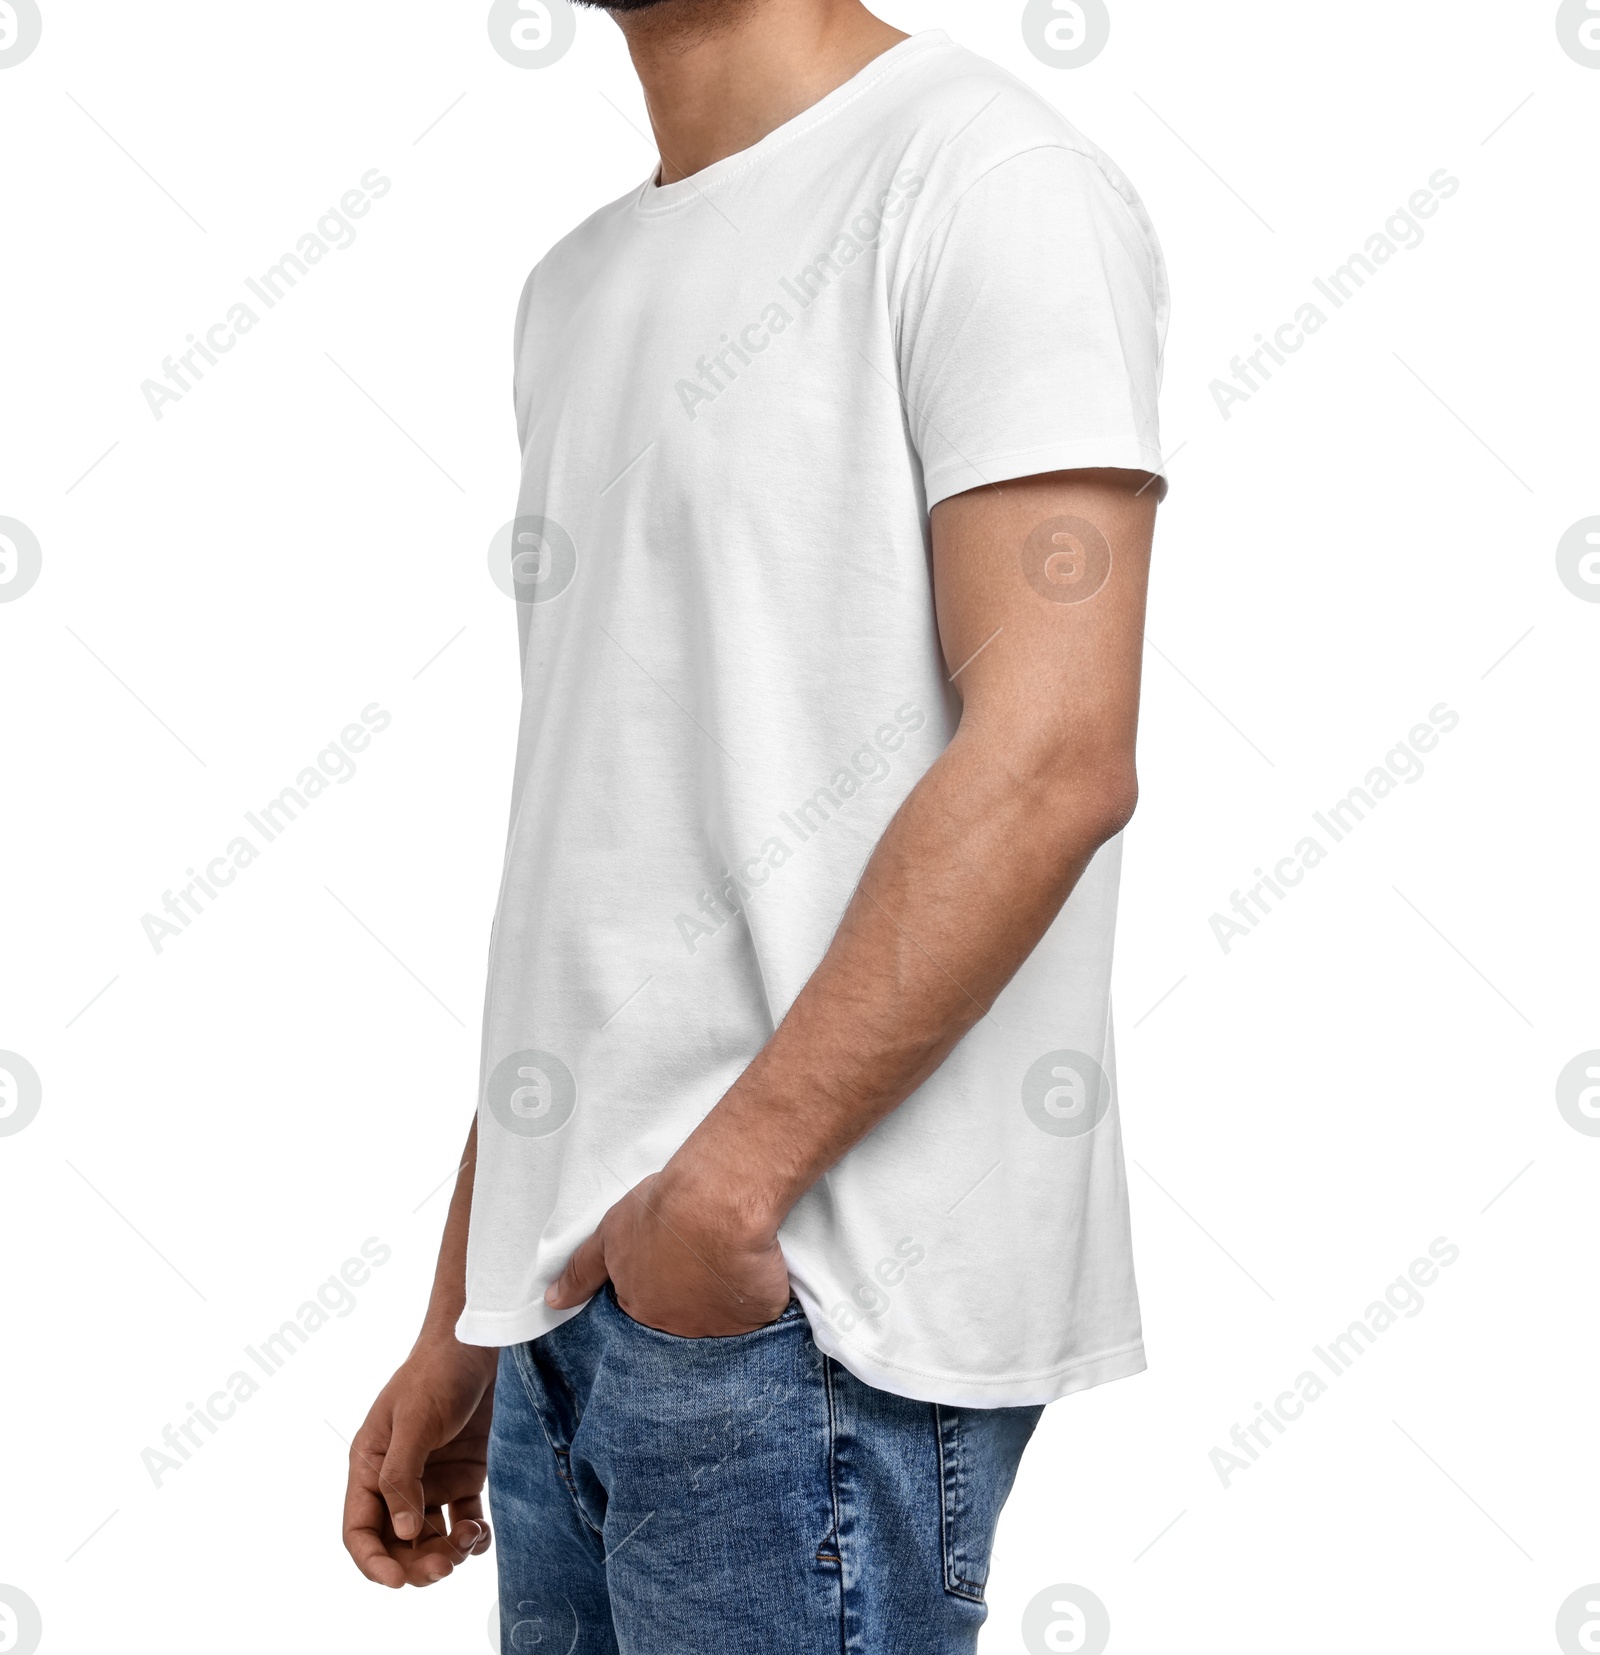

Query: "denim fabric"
<box><xmin>488</xmin><ymin>1285</ymin><xmax>1041</xmax><ymax>1654</ymax></box>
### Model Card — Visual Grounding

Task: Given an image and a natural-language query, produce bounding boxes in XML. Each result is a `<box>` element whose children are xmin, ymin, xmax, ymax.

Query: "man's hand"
<box><xmin>545</xmin><ymin>1165</ymin><xmax>791</xmax><ymax>1337</ymax></box>
<box><xmin>342</xmin><ymin>1337</ymin><xmax>500</xmax><ymax>1589</ymax></box>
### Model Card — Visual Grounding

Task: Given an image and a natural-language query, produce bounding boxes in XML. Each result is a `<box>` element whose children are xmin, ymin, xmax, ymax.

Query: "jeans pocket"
<box><xmin>604</xmin><ymin>1281</ymin><xmax>804</xmax><ymax>1341</ymax></box>
<box><xmin>936</xmin><ymin>1403</ymin><xmax>1045</xmax><ymax>1602</ymax></box>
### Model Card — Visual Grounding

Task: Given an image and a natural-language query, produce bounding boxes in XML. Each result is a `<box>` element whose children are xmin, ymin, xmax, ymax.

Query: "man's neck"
<box><xmin>613</xmin><ymin>0</ymin><xmax>909</xmax><ymax>185</ymax></box>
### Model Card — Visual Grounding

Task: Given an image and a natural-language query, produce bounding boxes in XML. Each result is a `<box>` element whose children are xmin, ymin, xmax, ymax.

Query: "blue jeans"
<box><xmin>488</xmin><ymin>1286</ymin><xmax>1041</xmax><ymax>1654</ymax></box>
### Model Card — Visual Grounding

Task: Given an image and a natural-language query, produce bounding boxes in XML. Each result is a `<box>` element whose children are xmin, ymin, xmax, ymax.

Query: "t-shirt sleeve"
<box><xmin>896</xmin><ymin>144</ymin><xmax>1169</xmax><ymax>510</ymax></box>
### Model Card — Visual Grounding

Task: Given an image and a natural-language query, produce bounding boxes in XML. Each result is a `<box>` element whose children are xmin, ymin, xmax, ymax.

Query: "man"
<box><xmin>343</xmin><ymin>1</ymin><xmax>1168</xmax><ymax>1649</ymax></box>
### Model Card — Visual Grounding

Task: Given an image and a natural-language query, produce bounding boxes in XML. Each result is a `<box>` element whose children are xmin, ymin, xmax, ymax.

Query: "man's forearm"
<box><xmin>662</xmin><ymin>720</ymin><xmax>1136</xmax><ymax>1236</ymax></box>
<box><xmin>417</xmin><ymin>1119</ymin><xmax>482</xmax><ymax>1348</ymax></box>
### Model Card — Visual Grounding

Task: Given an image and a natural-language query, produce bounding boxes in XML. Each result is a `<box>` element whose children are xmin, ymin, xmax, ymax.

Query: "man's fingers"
<box><xmin>446</xmin><ymin>1506</ymin><xmax>491</xmax><ymax>1560</ymax></box>
<box><xmin>450</xmin><ymin>1493</ymin><xmax>493</xmax><ymax>1556</ymax></box>
<box><xmin>344</xmin><ymin>1424</ymin><xmax>408</xmax><ymax>1586</ymax></box>
<box><xmin>376</xmin><ymin>1405</ymin><xmax>435</xmax><ymax>1541</ymax></box>
<box><xmin>344</xmin><ymin>1466</ymin><xmax>429</xmax><ymax>1589</ymax></box>
<box><xmin>344</xmin><ymin>1490</ymin><xmax>487</xmax><ymax>1587</ymax></box>
<box><xmin>396</xmin><ymin>1514</ymin><xmax>485</xmax><ymax>1586</ymax></box>
<box><xmin>546</xmin><ymin>1227</ymin><xmax>608</xmax><ymax>1308</ymax></box>
<box><xmin>343</xmin><ymin>1487</ymin><xmax>408</xmax><ymax>1588</ymax></box>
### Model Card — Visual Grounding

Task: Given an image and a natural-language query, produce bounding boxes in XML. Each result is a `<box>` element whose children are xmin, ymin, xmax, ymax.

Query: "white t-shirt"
<box><xmin>458</xmin><ymin>29</ymin><xmax>1169</xmax><ymax>1408</ymax></box>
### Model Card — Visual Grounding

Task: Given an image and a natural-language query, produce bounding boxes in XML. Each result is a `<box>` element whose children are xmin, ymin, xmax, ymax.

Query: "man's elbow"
<box><xmin>1026</xmin><ymin>748</ymin><xmax>1139</xmax><ymax>851</ymax></box>
<box><xmin>1074</xmin><ymin>763</ymin><xmax>1139</xmax><ymax>846</ymax></box>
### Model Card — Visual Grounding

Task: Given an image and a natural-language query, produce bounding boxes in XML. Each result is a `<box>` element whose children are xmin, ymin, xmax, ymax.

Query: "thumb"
<box><xmin>378</xmin><ymin>1403</ymin><xmax>435</xmax><ymax>1542</ymax></box>
<box><xmin>545</xmin><ymin>1227</ymin><xmax>609</xmax><ymax>1310</ymax></box>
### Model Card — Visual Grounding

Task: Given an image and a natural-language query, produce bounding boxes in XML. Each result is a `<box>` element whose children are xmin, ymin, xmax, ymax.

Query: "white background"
<box><xmin>2</xmin><ymin>2</ymin><xmax>1597</xmax><ymax>1651</ymax></box>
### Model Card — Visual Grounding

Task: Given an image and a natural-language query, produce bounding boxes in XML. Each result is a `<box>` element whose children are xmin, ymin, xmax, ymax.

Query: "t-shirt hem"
<box><xmin>808</xmin><ymin>1323</ymin><xmax>1148</xmax><ymax>1408</ymax></box>
<box><xmin>459</xmin><ymin>1300</ymin><xmax>1147</xmax><ymax>1409</ymax></box>
<box><xmin>924</xmin><ymin>436</ymin><xmax>1169</xmax><ymax>511</ymax></box>
<box><xmin>456</xmin><ymin>1302</ymin><xmax>579</xmax><ymax>1347</ymax></box>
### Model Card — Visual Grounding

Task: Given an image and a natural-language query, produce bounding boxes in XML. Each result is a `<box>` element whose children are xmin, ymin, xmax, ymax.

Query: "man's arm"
<box><xmin>548</xmin><ymin>467</ymin><xmax>1156</xmax><ymax>1335</ymax></box>
<box><xmin>342</xmin><ymin>1121</ymin><xmax>499</xmax><ymax>1587</ymax></box>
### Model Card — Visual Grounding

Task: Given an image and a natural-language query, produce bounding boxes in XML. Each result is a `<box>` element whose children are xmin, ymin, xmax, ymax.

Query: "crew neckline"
<box><xmin>635</xmin><ymin>29</ymin><xmax>951</xmax><ymax>215</ymax></box>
